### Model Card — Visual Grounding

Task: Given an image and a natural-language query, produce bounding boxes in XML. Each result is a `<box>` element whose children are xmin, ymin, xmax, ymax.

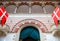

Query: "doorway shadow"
<box><xmin>19</xmin><ymin>26</ymin><xmax>40</xmax><ymax>41</ymax></box>
<box><xmin>23</xmin><ymin>37</ymin><xmax>37</xmax><ymax>41</ymax></box>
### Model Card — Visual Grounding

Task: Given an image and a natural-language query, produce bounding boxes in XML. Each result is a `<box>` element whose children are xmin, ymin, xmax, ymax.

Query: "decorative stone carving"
<box><xmin>0</xmin><ymin>24</ymin><xmax>10</xmax><ymax>37</ymax></box>
<box><xmin>53</xmin><ymin>30</ymin><xmax>60</xmax><ymax>37</ymax></box>
<box><xmin>0</xmin><ymin>30</ymin><xmax>6</xmax><ymax>37</ymax></box>
<box><xmin>12</xmin><ymin>19</ymin><xmax>47</xmax><ymax>33</ymax></box>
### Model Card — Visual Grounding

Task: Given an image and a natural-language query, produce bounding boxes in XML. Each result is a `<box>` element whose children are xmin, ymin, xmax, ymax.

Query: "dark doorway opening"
<box><xmin>23</xmin><ymin>37</ymin><xmax>37</xmax><ymax>41</ymax></box>
<box><xmin>19</xmin><ymin>26</ymin><xmax>40</xmax><ymax>41</ymax></box>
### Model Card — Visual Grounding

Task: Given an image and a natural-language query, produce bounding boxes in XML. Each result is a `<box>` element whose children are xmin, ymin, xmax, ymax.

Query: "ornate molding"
<box><xmin>12</xmin><ymin>19</ymin><xmax>48</xmax><ymax>33</ymax></box>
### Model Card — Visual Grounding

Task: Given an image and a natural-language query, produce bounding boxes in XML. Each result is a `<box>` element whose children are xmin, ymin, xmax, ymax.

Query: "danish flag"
<box><xmin>0</xmin><ymin>6</ymin><xmax>8</xmax><ymax>26</ymax></box>
<box><xmin>52</xmin><ymin>6</ymin><xmax>60</xmax><ymax>27</ymax></box>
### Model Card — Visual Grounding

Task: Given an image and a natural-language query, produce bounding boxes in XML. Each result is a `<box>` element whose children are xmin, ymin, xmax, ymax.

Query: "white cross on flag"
<box><xmin>0</xmin><ymin>6</ymin><xmax>8</xmax><ymax>26</ymax></box>
<box><xmin>52</xmin><ymin>6</ymin><xmax>60</xmax><ymax>27</ymax></box>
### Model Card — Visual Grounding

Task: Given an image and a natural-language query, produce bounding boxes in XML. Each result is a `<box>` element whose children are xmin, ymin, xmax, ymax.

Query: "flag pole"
<box><xmin>0</xmin><ymin>20</ymin><xmax>3</xmax><ymax>27</ymax></box>
<box><xmin>57</xmin><ymin>19</ymin><xmax>60</xmax><ymax>29</ymax></box>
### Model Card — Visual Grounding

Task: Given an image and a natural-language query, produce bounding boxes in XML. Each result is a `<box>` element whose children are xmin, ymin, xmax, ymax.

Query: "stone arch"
<box><xmin>12</xmin><ymin>19</ymin><xmax>48</xmax><ymax>33</ymax></box>
<box><xmin>31</xmin><ymin>2</ymin><xmax>44</xmax><ymax>13</ymax></box>
<box><xmin>12</xmin><ymin>19</ymin><xmax>48</xmax><ymax>41</ymax></box>
<box><xmin>44</xmin><ymin>2</ymin><xmax>55</xmax><ymax>14</ymax></box>
<box><xmin>5</xmin><ymin>2</ymin><xmax>17</xmax><ymax>13</ymax></box>
<box><xmin>16</xmin><ymin>2</ymin><xmax>29</xmax><ymax>13</ymax></box>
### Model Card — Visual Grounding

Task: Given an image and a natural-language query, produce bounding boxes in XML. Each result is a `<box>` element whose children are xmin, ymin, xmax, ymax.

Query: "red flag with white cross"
<box><xmin>52</xmin><ymin>6</ymin><xmax>60</xmax><ymax>28</ymax></box>
<box><xmin>0</xmin><ymin>6</ymin><xmax>8</xmax><ymax>26</ymax></box>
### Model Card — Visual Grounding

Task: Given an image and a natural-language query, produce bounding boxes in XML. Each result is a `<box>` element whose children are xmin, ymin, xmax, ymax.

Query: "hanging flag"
<box><xmin>0</xmin><ymin>6</ymin><xmax>8</xmax><ymax>26</ymax></box>
<box><xmin>52</xmin><ymin>6</ymin><xmax>60</xmax><ymax>27</ymax></box>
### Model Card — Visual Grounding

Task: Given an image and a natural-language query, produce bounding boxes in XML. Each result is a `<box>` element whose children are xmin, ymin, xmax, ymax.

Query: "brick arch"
<box><xmin>12</xmin><ymin>19</ymin><xmax>48</xmax><ymax>33</ymax></box>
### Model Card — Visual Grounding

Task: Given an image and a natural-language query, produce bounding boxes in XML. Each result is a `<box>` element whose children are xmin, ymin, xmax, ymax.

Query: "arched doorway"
<box><xmin>19</xmin><ymin>26</ymin><xmax>40</xmax><ymax>41</ymax></box>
